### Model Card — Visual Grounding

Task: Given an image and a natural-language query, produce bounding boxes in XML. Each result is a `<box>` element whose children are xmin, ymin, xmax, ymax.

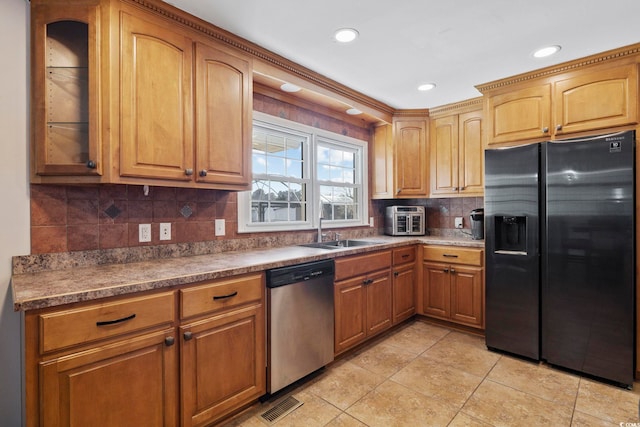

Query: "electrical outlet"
<box><xmin>215</xmin><ymin>219</ymin><xmax>225</xmax><ymax>236</ymax></box>
<box><xmin>369</xmin><ymin>216</ymin><xmax>374</xmax><ymax>228</ymax></box>
<box><xmin>138</xmin><ymin>224</ymin><xmax>151</xmax><ymax>242</ymax></box>
<box><xmin>159</xmin><ymin>223</ymin><xmax>171</xmax><ymax>241</ymax></box>
<box><xmin>455</xmin><ymin>217</ymin><xmax>463</xmax><ymax>229</ymax></box>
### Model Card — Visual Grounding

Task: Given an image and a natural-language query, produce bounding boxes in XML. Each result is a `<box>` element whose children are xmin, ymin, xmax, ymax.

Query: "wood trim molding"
<box><xmin>392</xmin><ymin>109</ymin><xmax>430</xmax><ymax>119</ymax></box>
<box><xmin>428</xmin><ymin>97</ymin><xmax>483</xmax><ymax>117</ymax></box>
<box><xmin>476</xmin><ymin>43</ymin><xmax>640</xmax><ymax>93</ymax></box>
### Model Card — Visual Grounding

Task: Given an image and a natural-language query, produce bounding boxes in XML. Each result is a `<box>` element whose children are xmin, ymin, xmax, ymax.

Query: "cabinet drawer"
<box><xmin>393</xmin><ymin>246</ymin><xmax>415</xmax><ymax>265</ymax></box>
<box><xmin>335</xmin><ymin>250</ymin><xmax>392</xmax><ymax>281</ymax></box>
<box><xmin>423</xmin><ymin>246</ymin><xmax>483</xmax><ymax>266</ymax></box>
<box><xmin>180</xmin><ymin>273</ymin><xmax>263</xmax><ymax>319</ymax></box>
<box><xmin>39</xmin><ymin>291</ymin><xmax>175</xmax><ymax>353</ymax></box>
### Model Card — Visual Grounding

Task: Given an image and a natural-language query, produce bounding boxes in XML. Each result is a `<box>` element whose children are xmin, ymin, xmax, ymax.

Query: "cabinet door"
<box><xmin>393</xmin><ymin>117</ymin><xmax>429</xmax><ymax>197</ymax></box>
<box><xmin>194</xmin><ymin>42</ymin><xmax>252</xmax><ymax>188</ymax></box>
<box><xmin>458</xmin><ymin>110</ymin><xmax>484</xmax><ymax>196</ymax></box>
<box><xmin>392</xmin><ymin>263</ymin><xmax>416</xmax><ymax>325</ymax></box>
<box><xmin>40</xmin><ymin>329</ymin><xmax>178</xmax><ymax>427</ymax></box>
<box><xmin>334</xmin><ymin>278</ymin><xmax>366</xmax><ymax>354</ymax></box>
<box><xmin>553</xmin><ymin>63</ymin><xmax>638</xmax><ymax>135</ymax></box>
<box><xmin>430</xmin><ymin>115</ymin><xmax>459</xmax><ymax>196</ymax></box>
<box><xmin>487</xmin><ymin>84</ymin><xmax>551</xmax><ymax>145</ymax></box>
<box><xmin>421</xmin><ymin>262</ymin><xmax>451</xmax><ymax>319</ymax></box>
<box><xmin>180</xmin><ymin>304</ymin><xmax>265</xmax><ymax>427</ymax></box>
<box><xmin>450</xmin><ymin>265</ymin><xmax>484</xmax><ymax>328</ymax></box>
<box><xmin>32</xmin><ymin>4</ymin><xmax>102</xmax><ymax>176</ymax></box>
<box><xmin>371</xmin><ymin>123</ymin><xmax>394</xmax><ymax>199</ymax></box>
<box><xmin>120</xmin><ymin>11</ymin><xmax>194</xmax><ymax>181</ymax></box>
<box><xmin>366</xmin><ymin>270</ymin><xmax>393</xmax><ymax>336</ymax></box>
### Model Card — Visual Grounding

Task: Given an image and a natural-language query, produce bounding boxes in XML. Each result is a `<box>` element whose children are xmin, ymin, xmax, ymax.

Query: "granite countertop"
<box><xmin>11</xmin><ymin>235</ymin><xmax>483</xmax><ymax>312</ymax></box>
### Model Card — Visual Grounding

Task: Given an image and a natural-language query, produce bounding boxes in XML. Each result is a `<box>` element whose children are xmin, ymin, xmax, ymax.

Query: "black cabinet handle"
<box><xmin>184</xmin><ymin>331</ymin><xmax>193</xmax><ymax>341</ymax></box>
<box><xmin>96</xmin><ymin>313</ymin><xmax>136</xmax><ymax>326</ymax></box>
<box><xmin>199</xmin><ymin>169</ymin><xmax>207</xmax><ymax>177</ymax></box>
<box><xmin>450</xmin><ymin>268</ymin><xmax>456</xmax><ymax>274</ymax></box>
<box><xmin>165</xmin><ymin>336</ymin><xmax>175</xmax><ymax>347</ymax></box>
<box><xmin>86</xmin><ymin>160</ymin><xmax>97</xmax><ymax>169</ymax></box>
<box><xmin>443</xmin><ymin>254</ymin><xmax>458</xmax><ymax>258</ymax></box>
<box><xmin>213</xmin><ymin>291</ymin><xmax>238</xmax><ymax>300</ymax></box>
<box><xmin>394</xmin><ymin>271</ymin><xmax>399</xmax><ymax>277</ymax></box>
<box><xmin>443</xmin><ymin>268</ymin><xmax>449</xmax><ymax>273</ymax></box>
<box><xmin>401</xmin><ymin>254</ymin><xmax>410</xmax><ymax>259</ymax></box>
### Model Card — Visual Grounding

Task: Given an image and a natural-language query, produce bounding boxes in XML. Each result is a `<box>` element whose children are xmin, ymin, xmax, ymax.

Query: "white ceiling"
<box><xmin>167</xmin><ymin>0</ymin><xmax>640</xmax><ymax>109</ymax></box>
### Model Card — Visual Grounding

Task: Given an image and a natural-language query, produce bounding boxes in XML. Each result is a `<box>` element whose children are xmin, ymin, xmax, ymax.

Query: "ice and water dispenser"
<box><xmin>493</xmin><ymin>215</ymin><xmax>527</xmax><ymax>254</ymax></box>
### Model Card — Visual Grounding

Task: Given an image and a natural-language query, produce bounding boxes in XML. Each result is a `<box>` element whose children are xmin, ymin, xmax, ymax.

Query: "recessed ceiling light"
<box><xmin>280</xmin><ymin>83</ymin><xmax>301</xmax><ymax>93</ymax></box>
<box><xmin>346</xmin><ymin>108</ymin><xmax>362</xmax><ymax>115</ymax></box>
<box><xmin>334</xmin><ymin>28</ymin><xmax>359</xmax><ymax>43</ymax></box>
<box><xmin>533</xmin><ymin>45</ymin><xmax>561</xmax><ymax>58</ymax></box>
<box><xmin>417</xmin><ymin>83</ymin><xmax>436</xmax><ymax>92</ymax></box>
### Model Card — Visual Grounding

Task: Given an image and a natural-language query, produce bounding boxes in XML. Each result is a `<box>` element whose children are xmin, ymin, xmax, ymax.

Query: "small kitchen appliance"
<box><xmin>384</xmin><ymin>206</ymin><xmax>426</xmax><ymax>236</ymax></box>
<box><xmin>469</xmin><ymin>208</ymin><xmax>484</xmax><ymax>240</ymax></box>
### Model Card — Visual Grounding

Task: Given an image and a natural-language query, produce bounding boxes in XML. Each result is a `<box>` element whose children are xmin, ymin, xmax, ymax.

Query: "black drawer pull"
<box><xmin>183</xmin><ymin>331</ymin><xmax>193</xmax><ymax>341</ymax></box>
<box><xmin>443</xmin><ymin>254</ymin><xmax>458</xmax><ymax>258</ymax></box>
<box><xmin>96</xmin><ymin>313</ymin><xmax>136</xmax><ymax>326</ymax></box>
<box><xmin>164</xmin><ymin>336</ymin><xmax>175</xmax><ymax>347</ymax></box>
<box><xmin>401</xmin><ymin>254</ymin><xmax>410</xmax><ymax>258</ymax></box>
<box><xmin>213</xmin><ymin>291</ymin><xmax>238</xmax><ymax>300</ymax></box>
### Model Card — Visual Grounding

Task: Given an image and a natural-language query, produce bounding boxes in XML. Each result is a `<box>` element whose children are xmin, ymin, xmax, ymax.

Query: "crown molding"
<box><xmin>476</xmin><ymin>43</ymin><xmax>640</xmax><ymax>93</ymax></box>
<box><xmin>127</xmin><ymin>0</ymin><xmax>395</xmax><ymax>119</ymax></box>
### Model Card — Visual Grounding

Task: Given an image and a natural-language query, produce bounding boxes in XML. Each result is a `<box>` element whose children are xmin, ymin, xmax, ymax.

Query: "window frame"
<box><xmin>238</xmin><ymin>112</ymin><xmax>368</xmax><ymax>233</ymax></box>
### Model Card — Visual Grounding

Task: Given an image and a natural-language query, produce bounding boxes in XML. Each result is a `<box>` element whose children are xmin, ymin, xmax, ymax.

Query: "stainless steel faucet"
<box><xmin>317</xmin><ymin>217</ymin><xmax>323</xmax><ymax>242</ymax></box>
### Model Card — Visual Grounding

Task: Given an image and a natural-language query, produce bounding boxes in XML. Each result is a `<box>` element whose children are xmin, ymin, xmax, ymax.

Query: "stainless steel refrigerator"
<box><xmin>485</xmin><ymin>130</ymin><xmax>635</xmax><ymax>387</ymax></box>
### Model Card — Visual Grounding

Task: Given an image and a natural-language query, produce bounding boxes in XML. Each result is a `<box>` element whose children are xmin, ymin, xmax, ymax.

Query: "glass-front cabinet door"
<box><xmin>32</xmin><ymin>3</ymin><xmax>101</xmax><ymax>176</ymax></box>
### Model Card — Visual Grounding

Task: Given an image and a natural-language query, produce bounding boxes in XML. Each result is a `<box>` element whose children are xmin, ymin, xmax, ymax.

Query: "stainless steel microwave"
<box><xmin>384</xmin><ymin>206</ymin><xmax>426</xmax><ymax>236</ymax></box>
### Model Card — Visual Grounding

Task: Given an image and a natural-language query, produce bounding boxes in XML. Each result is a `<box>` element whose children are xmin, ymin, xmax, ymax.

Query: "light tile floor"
<box><xmin>222</xmin><ymin>320</ymin><xmax>640</xmax><ymax>427</ymax></box>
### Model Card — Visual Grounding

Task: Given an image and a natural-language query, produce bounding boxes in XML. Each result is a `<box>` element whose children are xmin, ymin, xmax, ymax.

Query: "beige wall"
<box><xmin>0</xmin><ymin>0</ymin><xmax>30</xmax><ymax>424</ymax></box>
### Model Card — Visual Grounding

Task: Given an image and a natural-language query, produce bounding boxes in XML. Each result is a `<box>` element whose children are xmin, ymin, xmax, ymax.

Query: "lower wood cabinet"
<box><xmin>179</xmin><ymin>273</ymin><xmax>265</xmax><ymax>427</ymax></box>
<box><xmin>392</xmin><ymin>246</ymin><xmax>416</xmax><ymax>325</ymax></box>
<box><xmin>420</xmin><ymin>245</ymin><xmax>484</xmax><ymax>329</ymax></box>
<box><xmin>334</xmin><ymin>250</ymin><xmax>393</xmax><ymax>355</ymax></box>
<box><xmin>39</xmin><ymin>329</ymin><xmax>178</xmax><ymax>427</ymax></box>
<box><xmin>25</xmin><ymin>273</ymin><xmax>265</xmax><ymax>427</ymax></box>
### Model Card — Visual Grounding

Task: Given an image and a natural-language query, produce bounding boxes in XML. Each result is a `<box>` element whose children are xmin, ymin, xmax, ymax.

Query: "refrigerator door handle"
<box><xmin>494</xmin><ymin>250</ymin><xmax>528</xmax><ymax>256</ymax></box>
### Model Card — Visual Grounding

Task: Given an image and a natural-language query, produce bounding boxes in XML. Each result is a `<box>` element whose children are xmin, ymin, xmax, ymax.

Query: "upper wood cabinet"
<box><xmin>553</xmin><ymin>63</ymin><xmax>638</xmax><ymax>136</ymax></box>
<box><xmin>31</xmin><ymin>0</ymin><xmax>252</xmax><ymax>190</ymax></box>
<box><xmin>194</xmin><ymin>42</ymin><xmax>252</xmax><ymax>188</ymax></box>
<box><xmin>371</xmin><ymin>123</ymin><xmax>394</xmax><ymax>199</ymax></box>
<box><xmin>392</xmin><ymin>113</ymin><xmax>429</xmax><ymax>197</ymax></box>
<box><xmin>486</xmin><ymin>84</ymin><xmax>551</xmax><ymax>146</ymax></box>
<box><xmin>119</xmin><ymin>10</ymin><xmax>194</xmax><ymax>182</ymax></box>
<box><xmin>429</xmin><ymin>100</ymin><xmax>484</xmax><ymax>197</ymax></box>
<box><xmin>481</xmin><ymin>51</ymin><xmax>640</xmax><ymax>146</ymax></box>
<box><xmin>31</xmin><ymin>1</ymin><xmax>102</xmax><ymax>178</ymax></box>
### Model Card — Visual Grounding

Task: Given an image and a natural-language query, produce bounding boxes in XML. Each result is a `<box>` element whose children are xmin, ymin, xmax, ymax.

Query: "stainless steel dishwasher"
<box><xmin>266</xmin><ymin>259</ymin><xmax>335</xmax><ymax>394</ymax></box>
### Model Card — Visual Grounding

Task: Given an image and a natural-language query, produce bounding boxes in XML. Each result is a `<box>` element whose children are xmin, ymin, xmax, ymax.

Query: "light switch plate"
<box><xmin>215</xmin><ymin>219</ymin><xmax>225</xmax><ymax>236</ymax></box>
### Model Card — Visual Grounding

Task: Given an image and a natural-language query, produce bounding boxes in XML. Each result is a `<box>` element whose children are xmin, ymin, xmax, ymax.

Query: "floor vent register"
<box><xmin>260</xmin><ymin>396</ymin><xmax>303</xmax><ymax>424</ymax></box>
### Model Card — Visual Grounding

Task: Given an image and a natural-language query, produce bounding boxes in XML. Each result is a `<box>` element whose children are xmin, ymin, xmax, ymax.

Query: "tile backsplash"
<box><xmin>28</xmin><ymin>93</ymin><xmax>483</xmax><ymax>255</ymax></box>
<box><xmin>371</xmin><ymin>197</ymin><xmax>484</xmax><ymax>238</ymax></box>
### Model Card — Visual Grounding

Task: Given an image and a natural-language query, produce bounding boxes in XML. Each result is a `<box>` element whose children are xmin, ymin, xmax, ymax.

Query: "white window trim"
<box><xmin>238</xmin><ymin>112</ymin><xmax>368</xmax><ymax>233</ymax></box>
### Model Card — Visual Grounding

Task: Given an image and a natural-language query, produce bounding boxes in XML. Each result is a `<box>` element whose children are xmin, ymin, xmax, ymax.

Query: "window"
<box><xmin>238</xmin><ymin>112</ymin><xmax>368</xmax><ymax>233</ymax></box>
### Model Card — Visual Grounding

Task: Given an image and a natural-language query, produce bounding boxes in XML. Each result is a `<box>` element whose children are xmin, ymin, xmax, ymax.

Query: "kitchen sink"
<box><xmin>298</xmin><ymin>240</ymin><xmax>381</xmax><ymax>250</ymax></box>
